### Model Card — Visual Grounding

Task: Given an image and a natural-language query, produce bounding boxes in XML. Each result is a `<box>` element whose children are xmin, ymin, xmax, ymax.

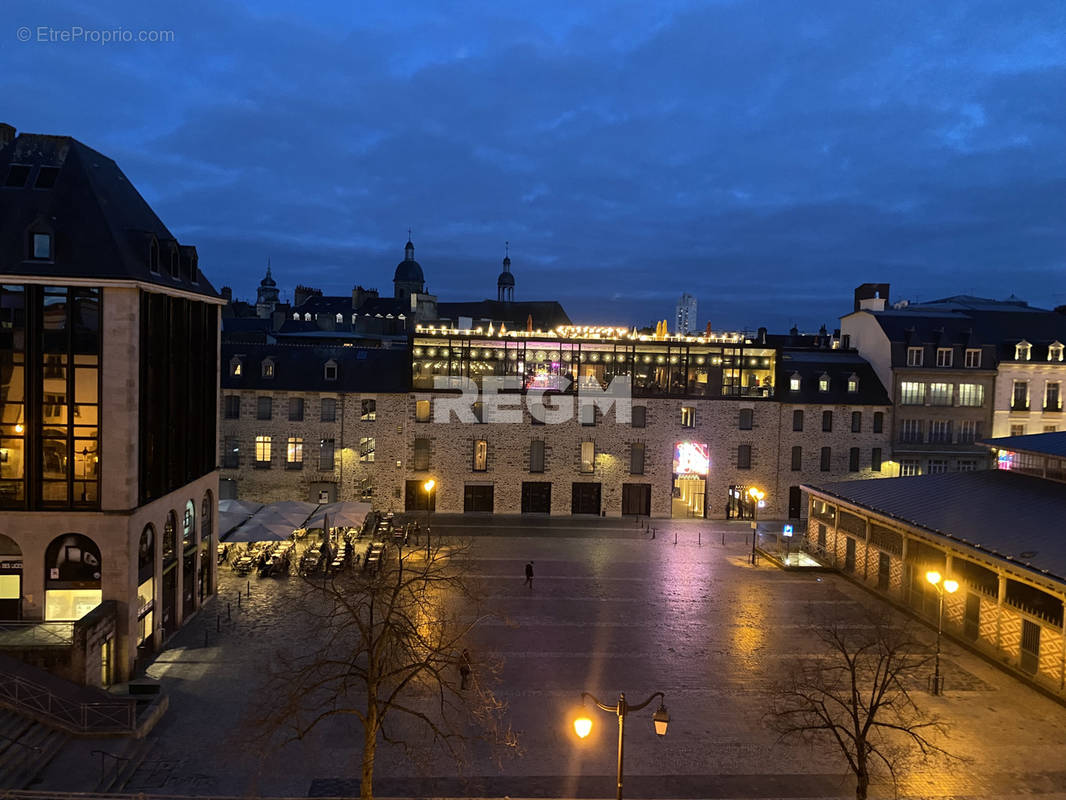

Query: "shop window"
<box><xmin>44</xmin><ymin>533</ymin><xmax>102</xmax><ymax>621</ymax></box>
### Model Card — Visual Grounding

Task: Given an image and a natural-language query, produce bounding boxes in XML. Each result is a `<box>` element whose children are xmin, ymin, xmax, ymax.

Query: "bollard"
<box><xmin>247</xmin><ymin>580</ymin><xmax>251</xmax><ymax>597</ymax></box>
<box><xmin>651</xmin><ymin>527</ymin><xmax>656</xmax><ymax>539</ymax></box>
<box><xmin>698</xmin><ymin>531</ymin><xmax>702</xmax><ymax>546</ymax></box>
<box><xmin>674</xmin><ymin>532</ymin><xmax>677</xmax><ymax>545</ymax></box>
<box><xmin>722</xmin><ymin>530</ymin><xmax>726</xmax><ymax>546</ymax></box>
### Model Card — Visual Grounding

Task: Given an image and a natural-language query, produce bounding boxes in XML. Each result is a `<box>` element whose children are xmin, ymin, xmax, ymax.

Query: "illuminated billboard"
<box><xmin>673</xmin><ymin>441</ymin><xmax>710</xmax><ymax>475</ymax></box>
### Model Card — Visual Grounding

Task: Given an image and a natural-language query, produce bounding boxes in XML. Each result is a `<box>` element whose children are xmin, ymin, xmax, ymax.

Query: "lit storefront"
<box><xmin>673</xmin><ymin>441</ymin><xmax>709</xmax><ymax>518</ymax></box>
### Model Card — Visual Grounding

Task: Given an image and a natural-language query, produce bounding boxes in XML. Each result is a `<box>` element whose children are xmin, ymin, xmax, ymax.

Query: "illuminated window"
<box><xmin>1050</xmin><ymin>342</ymin><xmax>1064</xmax><ymax>362</ymax></box>
<box><xmin>361</xmin><ymin>399</ymin><xmax>376</xmax><ymax>421</ymax></box>
<box><xmin>1010</xmin><ymin>424</ymin><xmax>1026</xmax><ymax>436</ymax></box>
<box><xmin>1015</xmin><ymin>341</ymin><xmax>1031</xmax><ymax>361</ymax></box>
<box><xmin>900</xmin><ymin>459</ymin><xmax>919</xmax><ymax>476</ymax></box>
<box><xmin>230</xmin><ymin>358</ymin><xmax>242</xmax><ymax>377</ymax></box>
<box><xmin>789</xmin><ymin>373</ymin><xmax>801</xmax><ymax>392</ymax></box>
<box><xmin>255</xmin><ymin>435</ymin><xmax>272</xmax><ymax>467</ymax></box>
<box><xmin>900</xmin><ymin>381</ymin><xmax>925</xmax><ymax>405</ymax></box>
<box><xmin>680</xmin><ymin>406</ymin><xmax>696</xmax><ymax>427</ymax></box>
<box><xmin>359</xmin><ymin>437</ymin><xmax>375</xmax><ymax>462</ymax></box>
<box><xmin>580</xmin><ymin>441</ymin><xmax>595</xmax><ymax>473</ymax></box>
<box><xmin>286</xmin><ymin>437</ymin><xmax>303</xmax><ymax>468</ymax></box>
<box><xmin>847</xmin><ymin>374</ymin><xmax>859</xmax><ymax>393</ymax></box>
<box><xmin>818</xmin><ymin>374</ymin><xmax>830</xmax><ymax>392</ymax></box>
<box><xmin>929</xmin><ymin>382</ymin><xmax>951</xmax><ymax>406</ymax></box>
<box><xmin>958</xmin><ymin>383</ymin><xmax>984</xmax><ymax>407</ymax></box>
<box><xmin>416</xmin><ymin>399</ymin><xmax>431</xmax><ymax>422</ymax></box>
<box><xmin>261</xmin><ymin>358</ymin><xmax>275</xmax><ymax>378</ymax></box>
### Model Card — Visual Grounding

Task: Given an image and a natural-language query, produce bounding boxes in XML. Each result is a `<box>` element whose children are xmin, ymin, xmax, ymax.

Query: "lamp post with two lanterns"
<box><xmin>748</xmin><ymin>487</ymin><xmax>765</xmax><ymax>565</ymax></box>
<box><xmin>925</xmin><ymin>570</ymin><xmax>958</xmax><ymax>695</ymax></box>
<box><xmin>422</xmin><ymin>478</ymin><xmax>435</xmax><ymax>557</ymax></box>
<box><xmin>573</xmin><ymin>691</ymin><xmax>669</xmax><ymax>800</ymax></box>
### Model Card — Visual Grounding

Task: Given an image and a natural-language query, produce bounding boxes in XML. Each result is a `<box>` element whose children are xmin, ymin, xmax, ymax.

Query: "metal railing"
<box><xmin>0</xmin><ymin>622</ymin><xmax>75</xmax><ymax>648</ymax></box>
<box><xmin>0</xmin><ymin>669</ymin><xmax>136</xmax><ymax>734</ymax></box>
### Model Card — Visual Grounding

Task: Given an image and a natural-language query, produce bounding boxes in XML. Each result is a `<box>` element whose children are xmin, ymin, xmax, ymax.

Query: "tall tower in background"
<box><xmin>675</xmin><ymin>292</ymin><xmax>698</xmax><ymax>335</ymax></box>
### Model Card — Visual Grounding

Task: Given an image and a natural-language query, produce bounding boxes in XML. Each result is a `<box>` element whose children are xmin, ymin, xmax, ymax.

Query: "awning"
<box><xmin>218</xmin><ymin>499</ymin><xmax>263</xmax><ymax>539</ymax></box>
<box><xmin>304</xmin><ymin>501</ymin><xmax>372</xmax><ymax>530</ymax></box>
<box><xmin>223</xmin><ymin>520</ymin><xmax>294</xmax><ymax>543</ymax></box>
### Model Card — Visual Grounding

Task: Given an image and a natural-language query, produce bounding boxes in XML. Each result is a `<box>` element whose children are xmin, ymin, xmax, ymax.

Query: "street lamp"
<box><xmin>925</xmin><ymin>570</ymin><xmax>958</xmax><ymax>695</ymax></box>
<box><xmin>423</xmin><ymin>479</ymin><xmax>435</xmax><ymax>556</ymax></box>
<box><xmin>748</xmin><ymin>487</ymin><xmax>765</xmax><ymax>565</ymax></box>
<box><xmin>573</xmin><ymin>691</ymin><xmax>669</xmax><ymax>800</ymax></box>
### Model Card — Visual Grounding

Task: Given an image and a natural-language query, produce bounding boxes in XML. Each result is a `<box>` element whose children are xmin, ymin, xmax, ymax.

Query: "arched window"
<box><xmin>183</xmin><ymin>499</ymin><xmax>195</xmax><ymax>548</ymax></box>
<box><xmin>44</xmin><ymin>533</ymin><xmax>102</xmax><ymax>621</ymax></box>
<box><xmin>0</xmin><ymin>534</ymin><xmax>23</xmax><ymax>621</ymax></box>
<box><xmin>201</xmin><ymin>492</ymin><xmax>213</xmax><ymax>542</ymax></box>
<box><xmin>163</xmin><ymin>511</ymin><xmax>177</xmax><ymax>564</ymax></box>
<box><xmin>136</xmin><ymin>525</ymin><xmax>155</xmax><ymax>645</ymax></box>
<box><xmin>261</xmin><ymin>358</ymin><xmax>275</xmax><ymax>378</ymax></box>
<box><xmin>138</xmin><ymin>524</ymin><xmax>155</xmax><ymax>576</ymax></box>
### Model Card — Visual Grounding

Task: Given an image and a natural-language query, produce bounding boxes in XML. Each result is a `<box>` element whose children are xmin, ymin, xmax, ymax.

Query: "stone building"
<box><xmin>803</xmin><ymin>431</ymin><xmax>1066</xmax><ymax>698</ymax></box>
<box><xmin>219</xmin><ymin>326</ymin><xmax>892</xmax><ymax>520</ymax></box>
<box><xmin>0</xmin><ymin>124</ymin><xmax>222</xmax><ymax>685</ymax></box>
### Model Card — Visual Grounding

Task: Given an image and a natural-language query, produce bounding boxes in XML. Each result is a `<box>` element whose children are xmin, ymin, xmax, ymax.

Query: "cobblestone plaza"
<box><xmin>41</xmin><ymin>517</ymin><xmax>1066</xmax><ymax>798</ymax></box>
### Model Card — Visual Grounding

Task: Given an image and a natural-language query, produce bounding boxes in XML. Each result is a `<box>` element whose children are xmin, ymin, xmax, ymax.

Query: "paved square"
<box><xmin>44</xmin><ymin>517</ymin><xmax>1066</xmax><ymax>798</ymax></box>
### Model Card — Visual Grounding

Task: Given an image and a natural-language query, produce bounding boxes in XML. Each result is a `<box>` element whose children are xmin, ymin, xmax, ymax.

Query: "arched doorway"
<box><xmin>136</xmin><ymin>524</ymin><xmax>155</xmax><ymax>655</ymax></box>
<box><xmin>182</xmin><ymin>500</ymin><xmax>196</xmax><ymax>617</ymax></box>
<box><xmin>0</xmin><ymin>535</ymin><xmax>23</xmax><ymax>620</ymax></box>
<box><xmin>161</xmin><ymin>511</ymin><xmax>177</xmax><ymax>638</ymax></box>
<box><xmin>43</xmin><ymin>533</ymin><xmax>101</xmax><ymax>621</ymax></box>
<box><xmin>199</xmin><ymin>491</ymin><xmax>213</xmax><ymax>603</ymax></box>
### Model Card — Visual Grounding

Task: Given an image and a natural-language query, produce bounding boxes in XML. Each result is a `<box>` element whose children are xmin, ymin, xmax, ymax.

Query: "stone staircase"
<box><xmin>0</xmin><ymin>705</ymin><xmax>69</xmax><ymax>789</ymax></box>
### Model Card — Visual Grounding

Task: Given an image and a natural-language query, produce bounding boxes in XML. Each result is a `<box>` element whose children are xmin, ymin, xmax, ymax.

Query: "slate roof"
<box><xmin>774</xmin><ymin>349</ymin><xmax>890</xmax><ymax>405</ymax></box>
<box><xmin>222</xmin><ymin>342</ymin><xmax>409</xmax><ymax>392</ymax></box>
<box><xmin>0</xmin><ymin>130</ymin><xmax>218</xmax><ymax>298</ymax></box>
<box><xmin>979</xmin><ymin>432</ymin><xmax>1066</xmax><ymax>460</ymax></box>
<box><xmin>804</xmin><ymin>470</ymin><xmax>1066</xmax><ymax>584</ymax></box>
<box><xmin>435</xmin><ymin>300</ymin><xmax>571</xmax><ymax>329</ymax></box>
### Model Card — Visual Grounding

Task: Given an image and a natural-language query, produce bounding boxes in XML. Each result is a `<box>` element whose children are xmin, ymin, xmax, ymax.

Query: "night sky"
<box><xmin>5</xmin><ymin>0</ymin><xmax>1064</xmax><ymax>332</ymax></box>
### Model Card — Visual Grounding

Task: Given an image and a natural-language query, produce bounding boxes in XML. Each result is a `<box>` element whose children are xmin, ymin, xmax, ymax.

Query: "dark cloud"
<box><xmin>3</xmin><ymin>0</ymin><xmax>1063</xmax><ymax>332</ymax></box>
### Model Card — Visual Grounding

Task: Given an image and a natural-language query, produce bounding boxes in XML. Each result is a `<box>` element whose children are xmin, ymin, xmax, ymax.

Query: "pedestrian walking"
<box><xmin>459</xmin><ymin>649</ymin><xmax>471</xmax><ymax>690</ymax></box>
<box><xmin>524</xmin><ymin>561</ymin><xmax>534</xmax><ymax>589</ymax></box>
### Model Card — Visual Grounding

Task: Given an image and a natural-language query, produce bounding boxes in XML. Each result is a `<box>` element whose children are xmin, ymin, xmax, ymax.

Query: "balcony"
<box><xmin>1044</xmin><ymin>402</ymin><xmax>1062</xmax><ymax>413</ymax></box>
<box><xmin>1011</xmin><ymin>401</ymin><xmax>1030</xmax><ymax>413</ymax></box>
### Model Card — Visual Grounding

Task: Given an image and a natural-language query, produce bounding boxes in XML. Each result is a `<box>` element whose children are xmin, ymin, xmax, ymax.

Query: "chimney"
<box><xmin>220</xmin><ymin>286</ymin><xmax>233</xmax><ymax>302</ymax></box>
<box><xmin>757</xmin><ymin>326</ymin><xmax>767</xmax><ymax>344</ymax></box>
<box><xmin>853</xmin><ymin>282</ymin><xmax>890</xmax><ymax>313</ymax></box>
<box><xmin>0</xmin><ymin>124</ymin><xmax>15</xmax><ymax>148</ymax></box>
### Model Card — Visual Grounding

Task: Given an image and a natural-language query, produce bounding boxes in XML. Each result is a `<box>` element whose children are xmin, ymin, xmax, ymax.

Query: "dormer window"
<box><xmin>169</xmin><ymin>248</ymin><xmax>180</xmax><ymax>279</ymax></box>
<box><xmin>262</xmin><ymin>358</ymin><xmax>275</xmax><ymax>378</ymax></box>
<box><xmin>789</xmin><ymin>373</ymin><xmax>801</xmax><ymax>392</ymax></box>
<box><xmin>1016</xmin><ymin>340</ymin><xmax>1032</xmax><ymax>361</ymax></box>
<box><xmin>335</xmin><ymin>313</ymin><xmax>343</xmax><ymax>324</ymax></box>
<box><xmin>1049</xmin><ymin>341</ymin><xmax>1064</xmax><ymax>362</ymax></box>
<box><xmin>149</xmin><ymin>238</ymin><xmax>159</xmax><ymax>273</ymax></box>
<box><xmin>230</xmin><ymin>357</ymin><xmax>242</xmax><ymax>377</ymax></box>
<box><xmin>30</xmin><ymin>231</ymin><xmax>52</xmax><ymax>260</ymax></box>
<box><xmin>352</xmin><ymin>314</ymin><xmax>357</xmax><ymax>324</ymax></box>
<box><xmin>304</xmin><ymin>313</ymin><xmax>311</xmax><ymax>322</ymax></box>
<box><xmin>847</xmin><ymin>374</ymin><xmax>859</xmax><ymax>393</ymax></box>
<box><xmin>818</xmin><ymin>373</ymin><xmax>830</xmax><ymax>392</ymax></box>
<box><xmin>293</xmin><ymin>312</ymin><xmax>300</xmax><ymax>320</ymax></box>
<box><xmin>324</xmin><ymin>360</ymin><xmax>338</xmax><ymax>381</ymax></box>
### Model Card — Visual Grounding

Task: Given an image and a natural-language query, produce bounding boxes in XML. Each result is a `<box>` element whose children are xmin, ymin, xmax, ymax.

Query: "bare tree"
<box><xmin>253</xmin><ymin>538</ymin><xmax>517</xmax><ymax>799</ymax></box>
<box><xmin>767</xmin><ymin>607</ymin><xmax>957</xmax><ymax>800</ymax></box>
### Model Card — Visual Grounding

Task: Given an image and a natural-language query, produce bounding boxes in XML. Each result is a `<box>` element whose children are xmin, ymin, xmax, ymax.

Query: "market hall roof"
<box><xmin>804</xmin><ymin>470</ymin><xmax>1066</xmax><ymax>584</ymax></box>
<box><xmin>979</xmin><ymin>431</ymin><xmax>1066</xmax><ymax>460</ymax></box>
<box><xmin>222</xmin><ymin>342</ymin><xmax>409</xmax><ymax>392</ymax></box>
<box><xmin>0</xmin><ymin>126</ymin><xmax>219</xmax><ymax>299</ymax></box>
